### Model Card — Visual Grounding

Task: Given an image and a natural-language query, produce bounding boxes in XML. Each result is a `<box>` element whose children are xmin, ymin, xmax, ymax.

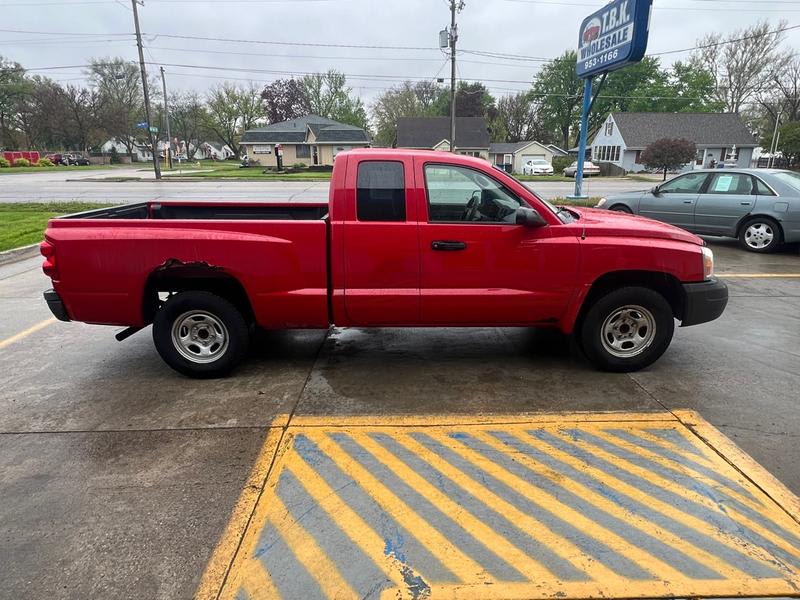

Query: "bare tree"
<box><xmin>691</xmin><ymin>21</ymin><xmax>790</xmax><ymax>113</ymax></box>
<box><xmin>495</xmin><ymin>93</ymin><xmax>547</xmax><ymax>143</ymax></box>
<box><xmin>89</xmin><ymin>58</ymin><xmax>144</xmax><ymax>156</ymax></box>
<box><xmin>371</xmin><ymin>80</ymin><xmax>445</xmax><ymax>146</ymax></box>
<box><xmin>169</xmin><ymin>91</ymin><xmax>208</xmax><ymax>159</ymax></box>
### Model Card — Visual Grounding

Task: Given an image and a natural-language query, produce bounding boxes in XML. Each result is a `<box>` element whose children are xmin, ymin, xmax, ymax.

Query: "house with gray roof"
<box><xmin>591</xmin><ymin>112</ymin><xmax>758</xmax><ymax>174</ymax></box>
<box><xmin>396</xmin><ymin>117</ymin><xmax>490</xmax><ymax>160</ymax></box>
<box><xmin>240</xmin><ymin>114</ymin><xmax>370</xmax><ymax>168</ymax></box>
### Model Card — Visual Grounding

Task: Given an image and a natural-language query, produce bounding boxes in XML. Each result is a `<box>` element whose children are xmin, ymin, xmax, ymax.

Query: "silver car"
<box><xmin>595</xmin><ymin>169</ymin><xmax>800</xmax><ymax>253</ymax></box>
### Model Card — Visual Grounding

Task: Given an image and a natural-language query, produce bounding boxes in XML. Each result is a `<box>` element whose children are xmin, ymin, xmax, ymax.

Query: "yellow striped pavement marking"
<box><xmin>201</xmin><ymin>411</ymin><xmax>800</xmax><ymax>600</ymax></box>
<box><xmin>718</xmin><ymin>273</ymin><xmax>800</xmax><ymax>278</ymax></box>
<box><xmin>0</xmin><ymin>317</ymin><xmax>56</xmax><ymax>351</ymax></box>
<box><xmin>315</xmin><ymin>433</ymin><xmax>493</xmax><ymax>584</ymax></box>
<box><xmin>514</xmin><ymin>429</ymin><xmax>789</xmax><ymax>576</ymax></box>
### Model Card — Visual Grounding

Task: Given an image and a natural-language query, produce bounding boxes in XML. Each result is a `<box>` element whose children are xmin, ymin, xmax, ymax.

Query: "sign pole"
<box><xmin>574</xmin><ymin>76</ymin><xmax>593</xmax><ymax>199</ymax></box>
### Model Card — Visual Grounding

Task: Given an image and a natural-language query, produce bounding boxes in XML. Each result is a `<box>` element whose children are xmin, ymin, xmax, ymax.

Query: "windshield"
<box><xmin>531</xmin><ymin>159</ymin><xmax>549</xmax><ymax>165</ymax></box>
<box><xmin>773</xmin><ymin>171</ymin><xmax>800</xmax><ymax>191</ymax></box>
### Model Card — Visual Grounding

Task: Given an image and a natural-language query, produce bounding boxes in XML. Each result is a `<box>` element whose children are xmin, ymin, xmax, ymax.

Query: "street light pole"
<box><xmin>131</xmin><ymin>0</ymin><xmax>161</xmax><ymax>179</ymax></box>
<box><xmin>160</xmin><ymin>66</ymin><xmax>172</xmax><ymax>170</ymax></box>
<box><xmin>449</xmin><ymin>1</ymin><xmax>463</xmax><ymax>153</ymax></box>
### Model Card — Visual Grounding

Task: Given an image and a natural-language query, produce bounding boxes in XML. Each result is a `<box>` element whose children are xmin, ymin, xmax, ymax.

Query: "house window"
<box><xmin>296</xmin><ymin>144</ymin><xmax>311</xmax><ymax>159</ymax></box>
<box><xmin>459</xmin><ymin>151</ymin><xmax>481</xmax><ymax>157</ymax></box>
<box><xmin>636</xmin><ymin>150</ymin><xmax>643</xmax><ymax>164</ymax></box>
<box><xmin>695</xmin><ymin>150</ymin><xmax>704</xmax><ymax>166</ymax></box>
<box><xmin>252</xmin><ymin>144</ymin><xmax>272</xmax><ymax>154</ymax></box>
<box><xmin>356</xmin><ymin>161</ymin><xmax>406</xmax><ymax>222</ymax></box>
<box><xmin>595</xmin><ymin>146</ymin><xmax>620</xmax><ymax>162</ymax></box>
<box><xmin>605</xmin><ymin>121</ymin><xmax>614</xmax><ymax>136</ymax></box>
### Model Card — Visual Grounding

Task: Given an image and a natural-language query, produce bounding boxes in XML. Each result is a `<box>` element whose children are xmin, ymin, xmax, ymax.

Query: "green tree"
<box><xmin>494</xmin><ymin>92</ymin><xmax>548</xmax><ymax>143</ymax></box>
<box><xmin>371</xmin><ymin>81</ymin><xmax>444</xmax><ymax>146</ymax></box>
<box><xmin>204</xmin><ymin>82</ymin><xmax>262</xmax><ymax>158</ymax></box>
<box><xmin>300</xmin><ymin>70</ymin><xmax>368</xmax><ymax>130</ymax></box>
<box><xmin>641</xmin><ymin>138</ymin><xmax>697</xmax><ymax>180</ymax></box>
<box><xmin>777</xmin><ymin>121</ymin><xmax>800</xmax><ymax>166</ymax></box>
<box><xmin>531</xmin><ymin>51</ymin><xmax>583</xmax><ymax>149</ymax></box>
<box><xmin>0</xmin><ymin>56</ymin><xmax>29</xmax><ymax>149</ymax></box>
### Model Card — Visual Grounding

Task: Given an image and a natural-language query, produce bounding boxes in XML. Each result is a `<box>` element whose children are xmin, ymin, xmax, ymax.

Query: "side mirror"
<box><xmin>516</xmin><ymin>207</ymin><xmax>547</xmax><ymax>227</ymax></box>
<box><xmin>651</xmin><ymin>186</ymin><xmax>661</xmax><ymax>196</ymax></box>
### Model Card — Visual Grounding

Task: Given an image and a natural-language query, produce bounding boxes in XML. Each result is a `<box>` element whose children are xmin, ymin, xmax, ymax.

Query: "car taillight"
<box><xmin>40</xmin><ymin>240</ymin><xmax>57</xmax><ymax>278</ymax></box>
<box><xmin>702</xmin><ymin>247</ymin><xmax>714</xmax><ymax>280</ymax></box>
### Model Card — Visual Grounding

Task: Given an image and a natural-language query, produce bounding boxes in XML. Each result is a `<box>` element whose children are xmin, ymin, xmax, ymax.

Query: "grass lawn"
<box><xmin>0</xmin><ymin>203</ymin><xmax>113</xmax><ymax>252</ymax></box>
<box><xmin>0</xmin><ymin>165</ymin><xmax>121</xmax><ymax>175</ymax></box>
<box><xmin>163</xmin><ymin>162</ymin><xmax>332</xmax><ymax>180</ymax></box>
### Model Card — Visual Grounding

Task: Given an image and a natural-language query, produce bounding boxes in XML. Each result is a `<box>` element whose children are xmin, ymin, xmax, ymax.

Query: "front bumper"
<box><xmin>44</xmin><ymin>288</ymin><xmax>70</xmax><ymax>322</ymax></box>
<box><xmin>681</xmin><ymin>278</ymin><xmax>728</xmax><ymax>327</ymax></box>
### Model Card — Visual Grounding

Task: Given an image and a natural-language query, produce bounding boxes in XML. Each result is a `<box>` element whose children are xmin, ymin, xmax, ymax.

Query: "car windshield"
<box><xmin>531</xmin><ymin>160</ymin><xmax>549</xmax><ymax>165</ymax></box>
<box><xmin>773</xmin><ymin>171</ymin><xmax>800</xmax><ymax>191</ymax></box>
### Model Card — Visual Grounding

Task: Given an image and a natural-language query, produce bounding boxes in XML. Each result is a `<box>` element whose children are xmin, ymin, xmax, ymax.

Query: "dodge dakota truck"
<box><xmin>41</xmin><ymin>149</ymin><xmax>728</xmax><ymax>378</ymax></box>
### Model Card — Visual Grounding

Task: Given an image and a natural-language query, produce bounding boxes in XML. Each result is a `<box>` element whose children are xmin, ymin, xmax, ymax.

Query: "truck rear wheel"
<box><xmin>580</xmin><ymin>287</ymin><xmax>674</xmax><ymax>372</ymax></box>
<box><xmin>153</xmin><ymin>291</ymin><xmax>249</xmax><ymax>378</ymax></box>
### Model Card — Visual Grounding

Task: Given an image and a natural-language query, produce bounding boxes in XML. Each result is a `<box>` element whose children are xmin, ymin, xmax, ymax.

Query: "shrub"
<box><xmin>292</xmin><ymin>162</ymin><xmax>307</xmax><ymax>169</ymax></box>
<box><xmin>109</xmin><ymin>147</ymin><xmax>121</xmax><ymax>164</ymax></box>
<box><xmin>642</xmin><ymin>138</ymin><xmax>696</xmax><ymax>180</ymax></box>
<box><xmin>552</xmin><ymin>156</ymin><xmax>573</xmax><ymax>174</ymax></box>
<box><xmin>37</xmin><ymin>158</ymin><xmax>54</xmax><ymax>167</ymax></box>
<box><xmin>13</xmin><ymin>158</ymin><xmax>30</xmax><ymax>167</ymax></box>
<box><xmin>0</xmin><ymin>158</ymin><xmax>9</xmax><ymax>168</ymax></box>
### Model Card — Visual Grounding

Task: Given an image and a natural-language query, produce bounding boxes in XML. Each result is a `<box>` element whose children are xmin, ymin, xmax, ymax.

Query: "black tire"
<box><xmin>609</xmin><ymin>204</ymin><xmax>633</xmax><ymax>214</ymax></box>
<box><xmin>738</xmin><ymin>216</ymin><xmax>783</xmax><ymax>253</ymax></box>
<box><xmin>580</xmin><ymin>286</ymin><xmax>675</xmax><ymax>373</ymax></box>
<box><xmin>152</xmin><ymin>291</ymin><xmax>249</xmax><ymax>378</ymax></box>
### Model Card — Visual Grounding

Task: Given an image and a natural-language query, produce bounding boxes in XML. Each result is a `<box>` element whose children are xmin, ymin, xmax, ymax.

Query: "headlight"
<box><xmin>595</xmin><ymin>198</ymin><xmax>608</xmax><ymax>208</ymax></box>
<box><xmin>702</xmin><ymin>247</ymin><xmax>714</xmax><ymax>279</ymax></box>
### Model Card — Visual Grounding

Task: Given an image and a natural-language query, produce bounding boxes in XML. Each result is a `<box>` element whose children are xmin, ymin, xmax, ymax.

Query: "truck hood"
<box><xmin>568</xmin><ymin>207</ymin><xmax>704</xmax><ymax>246</ymax></box>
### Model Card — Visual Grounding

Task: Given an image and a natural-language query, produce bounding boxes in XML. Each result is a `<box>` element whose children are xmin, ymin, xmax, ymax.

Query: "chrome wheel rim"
<box><xmin>601</xmin><ymin>305</ymin><xmax>656</xmax><ymax>358</ymax></box>
<box><xmin>744</xmin><ymin>223</ymin><xmax>774</xmax><ymax>249</ymax></box>
<box><xmin>171</xmin><ymin>310</ymin><xmax>229</xmax><ymax>363</ymax></box>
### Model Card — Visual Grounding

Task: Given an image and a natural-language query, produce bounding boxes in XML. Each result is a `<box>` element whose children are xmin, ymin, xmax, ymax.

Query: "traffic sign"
<box><xmin>136</xmin><ymin>121</ymin><xmax>149</xmax><ymax>129</ymax></box>
<box><xmin>149</xmin><ymin>126</ymin><xmax>159</xmax><ymax>134</ymax></box>
<box><xmin>576</xmin><ymin>0</ymin><xmax>653</xmax><ymax>79</ymax></box>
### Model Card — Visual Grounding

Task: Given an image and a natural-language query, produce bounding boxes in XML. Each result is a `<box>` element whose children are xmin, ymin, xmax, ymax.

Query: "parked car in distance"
<box><xmin>595</xmin><ymin>169</ymin><xmax>800</xmax><ymax>253</ymax></box>
<box><xmin>45</xmin><ymin>153</ymin><xmax>64</xmax><ymax>165</ymax></box>
<box><xmin>40</xmin><ymin>149</ymin><xmax>727</xmax><ymax>378</ymax></box>
<box><xmin>522</xmin><ymin>159</ymin><xmax>554</xmax><ymax>176</ymax></box>
<box><xmin>64</xmin><ymin>154</ymin><xmax>91</xmax><ymax>166</ymax></box>
<box><xmin>564</xmin><ymin>161</ymin><xmax>601</xmax><ymax>178</ymax></box>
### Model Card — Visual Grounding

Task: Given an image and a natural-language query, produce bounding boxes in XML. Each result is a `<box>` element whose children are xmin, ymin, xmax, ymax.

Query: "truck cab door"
<box><xmin>415</xmin><ymin>160</ymin><xmax>578</xmax><ymax>326</ymax></box>
<box><xmin>341</xmin><ymin>157</ymin><xmax>420</xmax><ymax>325</ymax></box>
<box><xmin>640</xmin><ymin>172</ymin><xmax>709</xmax><ymax>229</ymax></box>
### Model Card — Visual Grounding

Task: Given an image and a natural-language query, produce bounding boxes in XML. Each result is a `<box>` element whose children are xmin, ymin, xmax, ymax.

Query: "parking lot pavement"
<box><xmin>0</xmin><ymin>176</ymin><xmax>645</xmax><ymax>204</ymax></box>
<box><xmin>0</xmin><ymin>240</ymin><xmax>798</xmax><ymax>598</ymax></box>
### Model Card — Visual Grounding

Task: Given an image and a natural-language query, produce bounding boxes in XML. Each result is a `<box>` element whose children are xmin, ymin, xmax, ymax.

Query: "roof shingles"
<box><xmin>397</xmin><ymin>117</ymin><xmax>490</xmax><ymax>149</ymax></box>
<box><xmin>610</xmin><ymin>112</ymin><xmax>758</xmax><ymax>149</ymax></box>
<box><xmin>241</xmin><ymin>114</ymin><xmax>369</xmax><ymax>144</ymax></box>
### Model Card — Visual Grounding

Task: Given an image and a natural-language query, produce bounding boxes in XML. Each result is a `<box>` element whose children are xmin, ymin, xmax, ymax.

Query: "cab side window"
<box><xmin>356</xmin><ymin>161</ymin><xmax>406</xmax><ymax>222</ymax></box>
<box><xmin>424</xmin><ymin>164</ymin><xmax>522</xmax><ymax>223</ymax></box>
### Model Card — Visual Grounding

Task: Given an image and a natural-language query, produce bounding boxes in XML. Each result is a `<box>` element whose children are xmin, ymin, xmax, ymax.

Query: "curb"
<box><xmin>0</xmin><ymin>243</ymin><xmax>39</xmax><ymax>266</ymax></box>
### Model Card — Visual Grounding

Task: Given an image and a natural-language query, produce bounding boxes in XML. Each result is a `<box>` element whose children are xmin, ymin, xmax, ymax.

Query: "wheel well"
<box><xmin>608</xmin><ymin>204</ymin><xmax>632</xmax><ymax>212</ymax></box>
<box><xmin>143</xmin><ymin>262</ymin><xmax>255</xmax><ymax>324</ymax></box>
<box><xmin>735</xmin><ymin>214</ymin><xmax>783</xmax><ymax>238</ymax></box>
<box><xmin>577</xmin><ymin>270</ymin><xmax>685</xmax><ymax>328</ymax></box>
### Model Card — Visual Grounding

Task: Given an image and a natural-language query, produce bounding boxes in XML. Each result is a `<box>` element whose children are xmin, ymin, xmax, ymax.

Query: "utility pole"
<box><xmin>768</xmin><ymin>107</ymin><xmax>782</xmax><ymax>169</ymax></box>
<box><xmin>448</xmin><ymin>1</ymin><xmax>463</xmax><ymax>153</ymax></box>
<box><xmin>160</xmin><ymin>66</ymin><xmax>172</xmax><ymax>170</ymax></box>
<box><xmin>131</xmin><ymin>0</ymin><xmax>161</xmax><ymax>179</ymax></box>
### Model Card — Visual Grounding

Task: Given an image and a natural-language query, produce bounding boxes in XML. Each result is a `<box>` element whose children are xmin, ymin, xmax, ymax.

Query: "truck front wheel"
<box><xmin>153</xmin><ymin>291</ymin><xmax>249</xmax><ymax>378</ymax></box>
<box><xmin>580</xmin><ymin>287</ymin><xmax>675</xmax><ymax>372</ymax></box>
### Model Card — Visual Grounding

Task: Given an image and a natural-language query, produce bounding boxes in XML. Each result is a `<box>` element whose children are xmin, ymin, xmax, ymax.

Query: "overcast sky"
<box><xmin>2</xmin><ymin>0</ymin><xmax>800</xmax><ymax>105</ymax></box>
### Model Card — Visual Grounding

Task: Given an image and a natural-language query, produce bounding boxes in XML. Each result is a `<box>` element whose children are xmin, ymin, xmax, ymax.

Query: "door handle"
<box><xmin>740</xmin><ymin>202</ymin><xmax>752</xmax><ymax>206</ymax></box>
<box><xmin>432</xmin><ymin>240</ymin><xmax>467</xmax><ymax>251</ymax></box>
<box><xmin>683</xmin><ymin>200</ymin><xmax>694</xmax><ymax>204</ymax></box>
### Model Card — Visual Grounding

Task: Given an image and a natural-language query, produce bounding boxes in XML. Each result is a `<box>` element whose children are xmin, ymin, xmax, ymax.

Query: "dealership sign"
<box><xmin>576</xmin><ymin>0</ymin><xmax>653</xmax><ymax>78</ymax></box>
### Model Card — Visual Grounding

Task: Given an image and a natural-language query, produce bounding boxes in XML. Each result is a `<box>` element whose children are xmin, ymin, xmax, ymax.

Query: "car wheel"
<box><xmin>580</xmin><ymin>286</ymin><xmax>674</xmax><ymax>373</ymax></box>
<box><xmin>738</xmin><ymin>217</ymin><xmax>782</xmax><ymax>253</ymax></box>
<box><xmin>152</xmin><ymin>290</ymin><xmax>249</xmax><ymax>378</ymax></box>
<box><xmin>609</xmin><ymin>204</ymin><xmax>633</xmax><ymax>214</ymax></box>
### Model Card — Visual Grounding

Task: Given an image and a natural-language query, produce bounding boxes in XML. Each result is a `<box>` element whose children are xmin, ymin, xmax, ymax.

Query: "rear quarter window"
<box><xmin>356</xmin><ymin>161</ymin><xmax>406</xmax><ymax>222</ymax></box>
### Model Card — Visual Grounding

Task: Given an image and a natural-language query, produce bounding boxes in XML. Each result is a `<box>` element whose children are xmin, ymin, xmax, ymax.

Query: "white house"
<box><xmin>488</xmin><ymin>141</ymin><xmax>556</xmax><ymax>173</ymax></box>
<box><xmin>590</xmin><ymin>112</ymin><xmax>759</xmax><ymax>174</ymax></box>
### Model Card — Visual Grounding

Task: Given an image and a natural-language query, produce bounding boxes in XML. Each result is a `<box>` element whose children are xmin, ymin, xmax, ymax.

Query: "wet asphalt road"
<box><xmin>0</xmin><ymin>239</ymin><xmax>798</xmax><ymax>598</ymax></box>
<box><xmin>0</xmin><ymin>167</ymin><xmax>648</xmax><ymax>203</ymax></box>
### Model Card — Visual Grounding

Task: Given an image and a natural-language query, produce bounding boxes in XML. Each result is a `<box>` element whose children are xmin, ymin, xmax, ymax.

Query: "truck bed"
<box><xmin>62</xmin><ymin>201</ymin><xmax>329</xmax><ymax>222</ymax></box>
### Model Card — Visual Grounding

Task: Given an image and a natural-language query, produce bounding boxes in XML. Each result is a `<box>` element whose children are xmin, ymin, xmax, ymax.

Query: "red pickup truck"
<box><xmin>41</xmin><ymin>149</ymin><xmax>727</xmax><ymax>377</ymax></box>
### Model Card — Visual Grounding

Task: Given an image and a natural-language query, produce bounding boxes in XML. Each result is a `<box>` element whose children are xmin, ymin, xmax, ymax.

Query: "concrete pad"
<box><xmin>294</xmin><ymin>327</ymin><xmax>660</xmax><ymax>417</ymax></box>
<box><xmin>0</xmin><ymin>428</ymin><xmax>270</xmax><ymax>600</ymax></box>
